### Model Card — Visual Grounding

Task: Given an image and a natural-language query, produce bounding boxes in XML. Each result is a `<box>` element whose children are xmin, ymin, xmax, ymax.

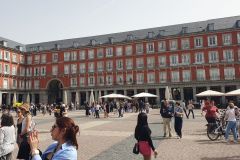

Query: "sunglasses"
<box><xmin>52</xmin><ymin>124</ymin><xmax>58</xmax><ymax>130</ymax></box>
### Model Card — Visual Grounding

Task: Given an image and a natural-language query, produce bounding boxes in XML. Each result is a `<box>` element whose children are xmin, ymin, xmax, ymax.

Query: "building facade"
<box><xmin>1</xmin><ymin>16</ymin><xmax>240</xmax><ymax>106</ymax></box>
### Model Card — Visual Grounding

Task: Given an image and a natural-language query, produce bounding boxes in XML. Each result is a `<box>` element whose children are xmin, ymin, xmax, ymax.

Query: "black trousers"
<box><xmin>187</xmin><ymin>109</ymin><xmax>195</xmax><ymax>119</ymax></box>
<box><xmin>174</xmin><ymin>117</ymin><xmax>183</xmax><ymax>137</ymax></box>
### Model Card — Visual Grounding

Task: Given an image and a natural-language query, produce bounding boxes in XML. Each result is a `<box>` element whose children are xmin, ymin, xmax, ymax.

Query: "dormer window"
<box><xmin>148</xmin><ymin>32</ymin><xmax>154</xmax><ymax>39</ymax></box>
<box><xmin>159</xmin><ymin>30</ymin><xmax>165</xmax><ymax>36</ymax></box>
<box><xmin>182</xmin><ymin>27</ymin><xmax>188</xmax><ymax>34</ymax></box>
<box><xmin>90</xmin><ymin>39</ymin><xmax>96</xmax><ymax>46</ymax></box>
<box><xmin>207</xmin><ymin>23</ymin><xmax>214</xmax><ymax>31</ymax></box>
<box><xmin>236</xmin><ymin>20</ymin><xmax>240</xmax><ymax>28</ymax></box>
<box><xmin>73</xmin><ymin>42</ymin><xmax>79</xmax><ymax>48</ymax></box>
<box><xmin>108</xmin><ymin>37</ymin><xmax>114</xmax><ymax>44</ymax></box>
<box><xmin>55</xmin><ymin>44</ymin><xmax>61</xmax><ymax>50</ymax></box>
<box><xmin>127</xmin><ymin>34</ymin><xmax>133</xmax><ymax>41</ymax></box>
<box><xmin>0</xmin><ymin>41</ymin><xmax>7</xmax><ymax>47</ymax></box>
<box><xmin>16</xmin><ymin>46</ymin><xmax>23</xmax><ymax>51</ymax></box>
<box><xmin>37</xmin><ymin>46</ymin><xmax>43</xmax><ymax>51</ymax></box>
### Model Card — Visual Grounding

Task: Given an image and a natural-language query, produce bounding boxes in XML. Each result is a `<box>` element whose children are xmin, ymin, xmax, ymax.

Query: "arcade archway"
<box><xmin>47</xmin><ymin>80</ymin><xmax>63</xmax><ymax>104</ymax></box>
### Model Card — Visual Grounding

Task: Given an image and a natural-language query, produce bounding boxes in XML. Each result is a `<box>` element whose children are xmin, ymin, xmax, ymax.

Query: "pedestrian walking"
<box><xmin>174</xmin><ymin>102</ymin><xmax>184</xmax><ymax>138</ymax></box>
<box><xmin>0</xmin><ymin>113</ymin><xmax>16</xmax><ymax>160</ymax></box>
<box><xmin>180</xmin><ymin>100</ymin><xmax>188</xmax><ymax>118</ymax></box>
<box><xmin>160</xmin><ymin>99</ymin><xmax>174</xmax><ymax>137</ymax></box>
<box><xmin>187</xmin><ymin>100</ymin><xmax>195</xmax><ymax>119</ymax></box>
<box><xmin>16</xmin><ymin>109</ymin><xmax>24</xmax><ymax>147</ymax></box>
<box><xmin>134</xmin><ymin>112</ymin><xmax>158</xmax><ymax>160</ymax></box>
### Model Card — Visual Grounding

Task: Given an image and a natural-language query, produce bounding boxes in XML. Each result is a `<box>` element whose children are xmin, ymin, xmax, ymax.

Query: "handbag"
<box><xmin>133</xmin><ymin>142</ymin><xmax>139</xmax><ymax>154</ymax></box>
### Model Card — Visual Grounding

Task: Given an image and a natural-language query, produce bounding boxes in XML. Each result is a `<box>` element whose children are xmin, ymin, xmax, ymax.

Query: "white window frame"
<box><xmin>136</xmin><ymin>73</ymin><xmax>144</xmax><ymax>84</ymax></box>
<box><xmin>237</xmin><ymin>33</ymin><xmax>240</xmax><ymax>44</ymax></box>
<box><xmin>12</xmin><ymin>79</ymin><xmax>17</xmax><ymax>89</ymax></box>
<box><xmin>117</xmin><ymin>74</ymin><xmax>123</xmax><ymax>85</ymax></box>
<box><xmin>224</xmin><ymin>67</ymin><xmax>235</xmax><ymax>80</ymax></box>
<box><xmin>136</xmin><ymin>44</ymin><xmax>143</xmax><ymax>54</ymax></box>
<box><xmin>52</xmin><ymin>65</ymin><xmax>58</xmax><ymax>75</ymax></box>
<box><xmin>125</xmin><ymin>45</ymin><xmax>132</xmax><ymax>56</ymax></box>
<box><xmin>88</xmin><ymin>50</ymin><xmax>94</xmax><ymax>59</ymax></box>
<box><xmin>88</xmin><ymin>76</ymin><xmax>95</xmax><ymax>86</ymax></box>
<box><xmin>146</xmin><ymin>42</ymin><xmax>154</xmax><ymax>53</ymax></box>
<box><xmin>181</xmin><ymin>54</ymin><xmax>190</xmax><ymax>65</ymax></box>
<box><xmin>159</xmin><ymin>72</ymin><xmax>167</xmax><ymax>83</ymax></box>
<box><xmin>34</xmin><ymin>67</ymin><xmax>40</xmax><ymax>76</ymax></box>
<box><xmin>64</xmin><ymin>52</ymin><xmax>70</xmax><ymax>61</ymax></box>
<box><xmin>4</xmin><ymin>64</ymin><xmax>9</xmax><ymax>74</ymax></box>
<box><xmin>126</xmin><ymin>59</ymin><xmax>133</xmax><ymax>70</ymax></box>
<box><xmin>136</xmin><ymin>58</ymin><xmax>144</xmax><ymax>69</ymax></box>
<box><xmin>41</xmin><ymin>54</ymin><xmax>46</xmax><ymax>63</ymax></box>
<box><xmin>79</xmin><ymin>50</ymin><xmax>86</xmax><ymax>60</ymax></box>
<box><xmin>88</xmin><ymin>62</ymin><xmax>94</xmax><ymax>73</ymax></box>
<box><xmin>182</xmin><ymin>70</ymin><xmax>191</xmax><ymax>82</ymax></box>
<box><xmin>195</xmin><ymin>52</ymin><xmax>204</xmax><ymax>64</ymax></box>
<box><xmin>64</xmin><ymin>65</ymin><xmax>70</xmax><ymax>74</ymax></box>
<box><xmin>147</xmin><ymin>57</ymin><xmax>155</xmax><ymax>69</ymax></box>
<box><xmin>208</xmin><ymin>35</ymin><xmax>218</xmax><ymax>47</ymax></box>
<box><xmin>116</xmin><ymin>46</ymin><xmax>123</xmax><ymax>56</ymax></box>
<box><xmin>3</xmin><ymin>79</ymin><xmax>8</xmax><ymax>89</ymax></box>
<box><xmin>106</xmin><ymin>47</ymin><xmax>113</xmax><ymax>57</ymax></box>
<box><xmin>41</xmin><ymin>66</ymin><xmax>46</xmax><ymax>76</ymax></box>
<box><xmin>52</xmin><ymin>53</ymin><xmax>58</xmax><ymax>62</ymax></box>
<box><xmin>196</xmin><ymin>69</ymin><xmax>205</xmax><ymax>81</ymax></box>
<box><xmin>208</xmin><ymin>51</ymin><xmax>219</xmax><ymax>63</ymax></box>
<box><xmin>79</xmin><ymin>77</ymin><xmax>85</xmax><ymax>86</ymax></box>
<box><xmin>106</xmin><ymin>61</ymin><xmax>113</xmax><ymax>71</ymax></box>
<box><xmin>194</xmin><ymin>37</ymin><xmax>203</xmax><ymax>48</ymax></box>
<box><xmin>126</xmin><ymin>74</ymin><xmax>133</xmax><ymax>84</ymax></box>
<box><xmin>170</xmin><ymin>55</ymin><xmax>179</xmax><ymax>66</ymax></box>
<box><xmin>97</xmin><ymin>61</ymin><xmax>104</xmax><ymax>72</ymax></box>
<box><xmin>158</xmin><ymin>56</ymin><xmax>166</xmax><ymax>66</ymax></box>
<box><xmin>71</xmin><ymin>64</ymin><xmax>77</xmax><ymax>74</ymax></box>
<box><xmin>181</xmin><ymin>38</ymin><xmax>190</xmax><ymax>50</ymax></box>
<box><xmin>147</xmin><ymin>72</ymin><xmax>155</xmax><ymax>83</ymax></box>
<box><xmin>12</xmin><ymin>53</ymin><xmax>17</xmax><ymax>63</ymax></box>
<box><xmin>223</xmin><ymin>50</ymin><xmax>234</xmax><ymax>62</ymax></box>
<box><xmin>116</xmin><ymin>59</ymin><xmax>123</xmax><ymax>70</ymax></box>
<box><xmin>169</xmin><ymin>39</ymin><xmax>178</xmax><ymax>50</ymax></box>
<box><xmin>222</xmin><ymin>34</ymin><xmax>232</xmax><ymax>45</ymax></box>
<box><xmin>106</xmin><ymin>75</ymin><xmax>113</xmax><ymax>85</ymax></box>
<box><xmin>34</xmin><ymin>80</ymin><xmax>40</xmax><ymax>89</ymax></box>
<box><xmin>171</xmin><ymin>71</ymin><xmax>180</xmax><ymax>82</ymax></box>
<box><xmin>97</xmin><ymin>76</ymin><xmax>104</xmax><ymax>86</ymax></box>
<box><xmin>12</xmin><ymin>66</ymin><xmax>17</xmax><ymax>76</ymax></box>
<box><xmin>97</xmin><ymin>48</ymin><xmax>104</xmax><ymax>58</ymax></box>
<box><xmin>34</xmin><ymin>55</ymin><xmax>40</xmax><ymax>64</ymax></box>
<box><xmin>4</xmin><ymin>51</ymin><xmax>10</xmax><ymax>61</ymax></box>
<box><xmin>158</xmin><ymin>41</ymin><xmax>166</xmax><ymax>52</ymax></box>
<box><xmin>79</xmin><ymin>64</ymin><xmax>86</xmax><ymax>73</ymax></box>
<box><xmin>210</xmin><ymin>68</ymin><xmax>220</xmax><ymax>80</ymax></box>
<box><xmin>71</xmin><ymin>77</ymin><xmax>77</xmax><ymax>87</ymax></box>
<box><xmin>27</xmin><ymin>56</ymin><xmax>32</xmax><ymax>65</ymax></box>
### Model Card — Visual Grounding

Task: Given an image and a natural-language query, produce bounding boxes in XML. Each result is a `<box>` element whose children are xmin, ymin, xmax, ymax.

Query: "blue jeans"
<box><xmin>225</xmin><ymin>121</ymin><xmax>238</xmax><ymax>142</ymax></box>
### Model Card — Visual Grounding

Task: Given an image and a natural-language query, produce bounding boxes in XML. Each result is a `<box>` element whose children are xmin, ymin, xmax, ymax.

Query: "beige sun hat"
<box><xmin>19</xmin><ymin>103</ymin><xmax>30</xmax><ymax>112</ymax></box>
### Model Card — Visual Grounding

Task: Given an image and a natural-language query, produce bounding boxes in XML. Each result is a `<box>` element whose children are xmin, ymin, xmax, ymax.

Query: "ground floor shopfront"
<box><xmin>1</xmin><ymin>80</ymin><xmax>239</xmax><ymax>108</ymax></box>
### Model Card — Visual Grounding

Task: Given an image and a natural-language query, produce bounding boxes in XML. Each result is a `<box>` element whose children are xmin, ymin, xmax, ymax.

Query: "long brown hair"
<box><xmin>56</xmin><ymin>117</ymin><xmax>79</xmax><ymax>149</ymax></box>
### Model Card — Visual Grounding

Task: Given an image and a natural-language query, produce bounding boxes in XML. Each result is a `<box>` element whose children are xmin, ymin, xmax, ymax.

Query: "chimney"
<box><xmin>90</xmin><ymin>39</ymin><xmax>96</xmax><ymax>46</ymax></box>
<box><xmin>182</xmin><ymin>27</ymin><xmax>188</xmax><ymax>34</ymax></box>
<box><xmin>108</xmin><ymin>37</ymin><xmax>114</xmax><ymax>44</ymax></box>
<box><xmin>159</xmin><ymin>30</ymin><xmax>165</xmax><ymax>36</ymax></box>
<box><xmin>207</xmin><ymin>23</ymin><xmax>214</xmax><ymax>31</ymax></box>
<box><xmin>16</xmin><ymin>45</ymin><xmax>23</xmax><ymax>51</ymax></box>
<box><xmin>55</xmin><ymin>44</ymin><xmax>61</xmax><ymax>50</ymax></box>
<box><xmin>0</xmin><ymin>40</ymin><xmax>8</xmax><ymax>47</ymax></box>
<box><xmin>148</xmin><ymin>32</ymin><xmax>154</xmax><ymax>38</ymax></box>
<box><xmin>127</xmin><ymin>34</ymin><xmax>133</xmax><ymax>41</ymax></box>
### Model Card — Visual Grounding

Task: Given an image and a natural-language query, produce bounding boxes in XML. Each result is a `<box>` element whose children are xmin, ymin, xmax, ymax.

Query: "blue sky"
<box><xmin>1</xmin><ymin>0</ymin><xmax>240</xmax><ymax>44</ymax></box>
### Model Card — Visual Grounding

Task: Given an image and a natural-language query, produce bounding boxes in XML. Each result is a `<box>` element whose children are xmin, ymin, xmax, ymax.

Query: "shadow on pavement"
<box><xmin>201</xmin><ymin>156</ymin><xmax>240</xmax><ymax>160</ymax></box>
<box><xmin>195</xmin><ymin>139</ymin><xmax>224</xmax><ymax>144</ymax></box>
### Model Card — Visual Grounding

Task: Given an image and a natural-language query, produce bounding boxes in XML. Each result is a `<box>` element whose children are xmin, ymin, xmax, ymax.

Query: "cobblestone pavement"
<box><xmin>5</xmin><ymin>109</ymin><xmax>240</xmax><ymax>160</ymax></box>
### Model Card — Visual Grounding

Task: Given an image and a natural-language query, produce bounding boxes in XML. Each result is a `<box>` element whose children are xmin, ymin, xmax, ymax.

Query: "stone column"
<box><xmin>193</xmin><ymin>87</ymin><xmax>196</xmax><ymax>101</ymax></box>
<box><xmin>156</xmin><ymin>88</ymin><xmax>160</xmax><ymax>106</ymax></box>
<box><xmin>221</xmin><ymin>86</ymin><xmax>226</xmax><ymax>105</ymax></box>
<box><xmin>86</xmin><ymin>91</ymin><xmax>89</xmax><ymax>103</ymax></box>
<box><xmin>7</xmin><ymin>93</ymin><xmax>11</xmax><ymax>105</ymax></box>
<box><xmin>32</xmin><ymin>94</ymin><xmax>35</xmax><ymax>104</ymax></box>
<box><xmin>180</xmin><ymin>87</ymin><xmax>184</xmax><ymax>101</ymax></box>
<box><xmin>145</xmin><ymin>89</ymin><xmax>148</xmax><ymax>102</ymax></box>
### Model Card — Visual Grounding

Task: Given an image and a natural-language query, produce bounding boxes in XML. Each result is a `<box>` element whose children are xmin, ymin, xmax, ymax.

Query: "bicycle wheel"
<box><xmin>207</xmin><ymin>124</ymin><xmax>220</xmax><ymax>141</ymax></box>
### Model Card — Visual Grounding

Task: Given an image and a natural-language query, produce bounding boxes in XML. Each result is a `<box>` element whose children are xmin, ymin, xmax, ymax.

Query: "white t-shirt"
<box><xmin>225</xmin><ymin>108</ymin><xmax>236</xmax><ymax>121</ymax></box>
<box><xmin>0</xmin><ymin>125</ymin><xmax>16</xmax><ymax>156</ymax></box>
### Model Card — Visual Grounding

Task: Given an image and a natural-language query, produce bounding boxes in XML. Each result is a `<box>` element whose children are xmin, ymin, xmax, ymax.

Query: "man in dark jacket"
<box><xmin>160</xmin><ymin>99</ymin><xmax>174</xmax><ymax>137</ymax></box>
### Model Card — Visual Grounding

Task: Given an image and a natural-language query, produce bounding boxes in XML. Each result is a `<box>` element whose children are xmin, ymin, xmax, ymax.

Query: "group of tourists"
<box><xmin>0</xmin><ymin>103</ymin><xmax>79</xmax><ymax>160</ymax></box>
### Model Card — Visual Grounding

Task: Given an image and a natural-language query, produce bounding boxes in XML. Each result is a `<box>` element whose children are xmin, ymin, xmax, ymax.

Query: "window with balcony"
<box><xmin>223</xmin><ymin>50</ymin><xmax>234</xmax><ymax>62</ymax></box>
<box><xmin>26</xmin><ymin>80</ymin><xmax>31</xmax><ymax>90</ymax></box>
<box><xmin>97</xmin><ymin>61</ymin><xmax>104</xmax><ymax>72</ymax></box>
<box><xmin>52</xmin><ymin>53</ymin><xmax>58</xmax><ymax>62</ymax></box>
<box><xmin>79</xmin><ymin>77</ymin><xmax>85</xmax><ymax>86</ymax></box>
<box><xmin>20</xmin><ymin>67</ymin><xmax>25</xmax><ymax>76</ymax></box>
<box><xmin>64</xmin><ymin>52</ymin><xmax>70</xmax><ymax>61</ymax></box>
<box><xmin>126</xmin><ymin>59</ymin><xmax>133</xmax><ymax>70</ymax></box>
<box><xmin>126</xmin><ymin>74</ymin><xmax>133</xmax><ymax>84</ymax></box>
<box><xmin>194</xmin><ymin>37</ymin><xmax>203</xmax><ymax>48</ymax></box>
<box><xmin>26</xmin><ymin>68</ymin><xmax>32</xmax><ymax>77</ymax></box>
<box><xmin>79</xmin><ymin>50</ymin><xmax>86</xmax><ymax>60</ymax></box>
<box><xmin>222</xmin><ymin>34</ymin><xmax>232</xmax><ymax>45</ymax></box>
<box><xmin>136</xmin><ymin>58</ymin><xmax>144</xmax><ymax>69</ymax></box>
<box><xmin>70</xmin><ymin>64</ymin><xmax>77</xmax><ymax>74</ymax></box>
<box><xmin>116</xmin><ymin>59</ymin><xmax>123</xmax><ymax>70</ymax></box>
<box><xmin>147</xmin><ymin>42</ymin><xmax>154</xmax><ymax>53</ymax></box>
<box><xmin>169</xmin><ymin>39</ymin><xmax>178</xmax><ymax>50</ymax></box>
<box><xmin>170</xmin><ymin>55</ymin><xmax>179</xmax><ymax>66</ymax></box>
<box><xmin>106</xmin><ymin>61</ymin><xmax>113</xmax><ymax>71</ymax></box>
<box><xmin>12</xmin><ymin>79</ymin><xmax>17</xmax><ymax>89</ymax></box>
<box><xmin>106</xmin><ymin>47</ymin><xmax>113</xmax><ymax>57</ymax></box>
<box><xmin>117</xmin><ymin>75</ymin><xmax>123</xmax><ymax>84</ymax></box>
<box><xmin>52</xmin><ymin>66</ymin><xmax>58</xmax><ymax>75</ymax></box>
<box><xmin>208</xmin><ymin>51</ymin><xmax>219</xmax><ymax>63</ymax></box>
<box><xmin>208</xmin><ymin>35</ymin><xmax>217</xmax><ymax>47</ymax></box>
<box><xmin>136</xmin><ymin>73</ymin><xmax>144</xmax><ymax>84</ymax></box>
<box><xmin>181</xmin><ymin>38</ymin><xmax>190</xmax><ymax>50</ymax></box>
<box><xmin>224</xmin><ymin>67</ymin><xmax>235</xmax><ymax>80</ymax></box>
<box><xmin>4</xmin><ymin>51</ymin><xmax>10</xmax><ymax>61</ymax></box>
<box><xmin>27</xmin><ymin>56</ymin><xmax>32</xmax><ymax>64</ymax></box>
<box><xmin>3</xmin><ymin>79</ymin><xmax>8</xmax><ymax>89</ymax></box>
<box><xmin>158</xmin><ymin>41</ymin><xmax>166</xmax><ymax>52</ymax></box>
<box><xmin>12</xmin><ymin>53</ymin><xmax>17</xmax><ymax>63</ymax></box>
<box><xmin>88</xmin><ymin>50</ymin><xmax>94</xmax><ymax>59</ymax></box>
<box><xmin>79</xmin><ymin>64</ymin><xmax>86</xmax><ymax>73</ymax></box>
<box><xmin>147</xmin><ymin>57</ymin><xmax>155</xmax><ymax>69</ymax></box>
<box><xmin>125</xmin><ymin>45</ymin><xmax>132</xmax><ymax>56</ymax></box>
<box><xmin>88</xmin><ymin>62</ymin><xmax>94</xmax><ymax>73</ymax></box>
<box><xmin>196</xmin><ymin>69</ymin><xmax>205</xmax><ymax>81</ymax></box>
<box><xmin>159</xmin><ymin>72</ymin><xmax>167</xmax><ymax>83</ymax></box>
<box><xmin>147</xmin><ymin>72</ymin><xmax>155</xmax><ymax>83</ymax></box>
<box><xmin>195</xmin><ymin>52</ymin><xmax>204</xmax><ymax>64</ymax></box>
<box><xmin>88</xmin><ymin>76</ymin><xmax>95</xmax><ymax>86</ymax></box>
<box><xmin>116</xmin><ymin>46</ymin><xmax>123</xmax><ymax>56</ymax></box>
<box><xmin>181</xmin><ymin>54</ymin><xmax>190</xmax><ymax>65</ymax></box>
<box><xmin>98</xmin><ymin>76</ymin><xmax>104</xmax><ymax>86</ymax></box>
<box><xmin>34</xmin><ymin>67</ymin><xmax>40</xmax><ymax>76</ymax></box>
<box><xmin>171</xmin><ymin>71</ymin><xmax>179</xmax><ymax>82</ymax></box>
<box><xmin>158</xmin><ymin>56</ymin><xmax>166</xmax><ymax>67</ymax></box>
<box><xmin>210</xmin><ymin>68</ymin><xmax>220</xmax><ymax>80</ymax></box>
<box><xmin>12</xmin><ymin>66</ymin><xmax>17</xmax><ymax>75</ymax></box>
<box><xmin>71</xmin><ymin>78</ymin><xmax>77</xmax><ymax>87</ymax></box>
<box><xmin>136</xmin><ymin>44</ymin><xmax>143</xmax><ymax>54</ymax></box>
<box><xmin>4</xmin><ymin>64</ymin><xmax>9</xmax><ymax>74</ymax></box>
<box><xmin>71</xmin><ymin>51</ymin><xmax>77</xmax><ymax>61</ymax></box>
<box><xmin>34</xmin><ymin>80</ymin><xmax>40</xmax><ymax>89</ymax></box>
<box><xmin>97</xmin><ymin>48</ymin><xmax>104</xmax><ymax>58</ymax></box>
<box><xmin>34</xmin><ymin>55</ymin><xmax>40</xmax><ymax>64</ymax></box>
<box><xmin>41</xmin><ymin>66</ymin><xmax>46</xmax><ymax>76</ymax></box>
<box><xmin>63</xmin><ymin>65</ymin><xmax>69</xmax><ymax>74</ymax></box>
<box><xmin>106</xmin><ymin>75</ymin><xmax>113</xmax><ymax>85</ymax></box>
<box><xmin>41</xmin><ymin>54</ymin><xmax>46</xmax><ymax>63</ymax></box>
<box><xmin>182</xmin><ymin>70</ymin><xmax>191</xmax><ymax>82</ymax></box>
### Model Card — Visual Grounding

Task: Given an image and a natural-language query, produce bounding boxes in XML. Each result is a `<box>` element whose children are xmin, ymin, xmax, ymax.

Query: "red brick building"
<box><xmin>1</xmin><ymin>16</ymin><xmax>240</xmax><ymax>106</ymax></box>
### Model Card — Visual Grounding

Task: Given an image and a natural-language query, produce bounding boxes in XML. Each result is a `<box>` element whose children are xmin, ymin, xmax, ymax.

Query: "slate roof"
<box><xmin>0</xmin><ymin>36</ymin><xmax>26</xmax><ymax>51</ymax></box>
<box><xmin>1</xmin><ymin>15</ymin><xmax>240</xmax><ymax>52</ymax></box>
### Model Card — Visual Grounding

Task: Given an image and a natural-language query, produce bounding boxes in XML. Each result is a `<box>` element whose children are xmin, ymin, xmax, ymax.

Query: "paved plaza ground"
<box><xmin>4</xmin><ymin>109</ymin><xmax>240</xmax><ymax>160</ymax></box>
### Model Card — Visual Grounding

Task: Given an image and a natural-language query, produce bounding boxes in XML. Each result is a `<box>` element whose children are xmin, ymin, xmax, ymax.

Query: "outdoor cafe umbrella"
<box><xmin>132</xmin><ymin>92</ymin><xmax>158</xmax><ymax>98</ymax></box>
<box><xmin>98</xmin><ymin>90</ymin><xmax>102</xmax><ymax>103</ymax></box>
<box><xmin>64</xmin><ymin>90</ymin><xmax>68</xmax><ymax>104</ymax></box>
<box><xmin>13</xmin><ymin>92</ymin><xmax>17</xmax><ymax>106</ymax></box>
<box><xmin>165</xmin><ymin>86</ymin><xmax>172</xmax><ymax>100</ymax></box>
<box><xmin>100</xmin><ymin>93</ymin><xmax>132</xmax><ymax>100</ymax></box>
<box><xmin>196</xmin><ymin>90</ymin><xmax>225</xmax><ymax>97</ymax></box>
<box><xmin>26</xmin><ymin>92</ymin><xmax>30</xmax><ymax>104</ymax></box>
<box><xmin>225</xmin><ymin>89</ymin><xmax>240</xmax><ymax>96</ymax></box>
